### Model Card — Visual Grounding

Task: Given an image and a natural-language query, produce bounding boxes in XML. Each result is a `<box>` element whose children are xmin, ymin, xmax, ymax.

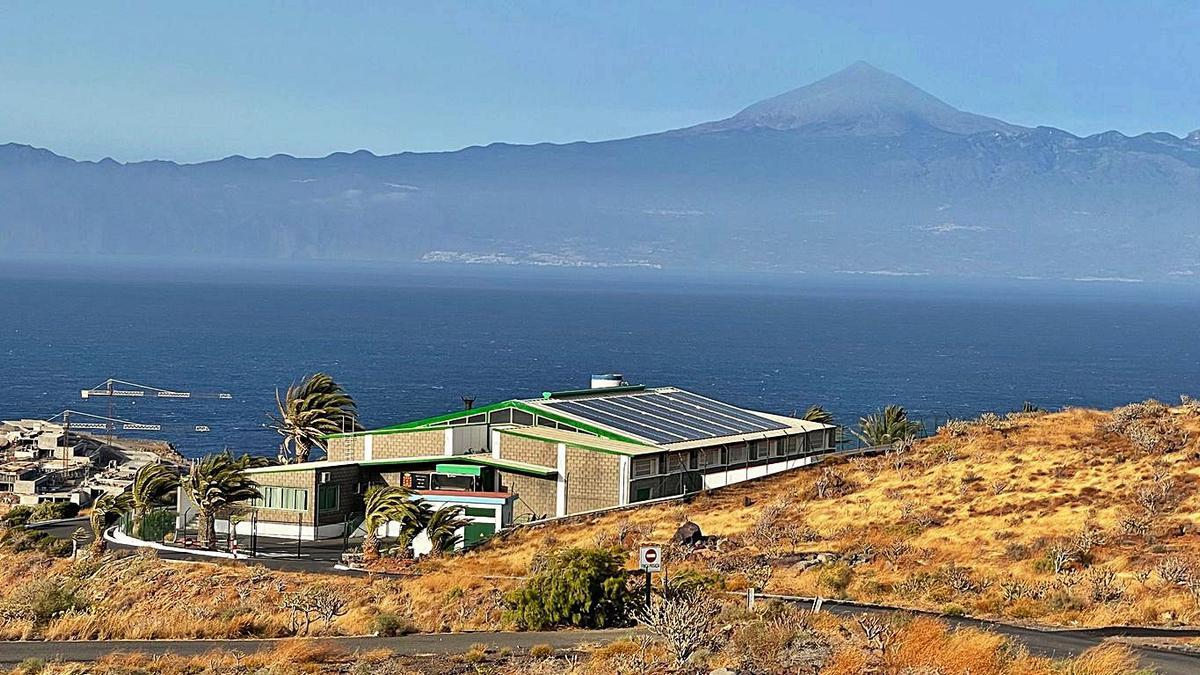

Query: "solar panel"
<box><xmin>583</xmin><ymin>397</ymin><xmax>713</xmax><ymax>441</ymax></box>
<box><xmin>545</xmin><ymin>399</ymin><xmax>684</xmax><ymax>444</ymax></box>
<box><xmin>609</xmin><ymin>396</ymin><xmax>741</xmax><ymax>438</ymax></box>
<box><xmin>542</xmin><ymin>389</ymin><xmax>788</xmax><ymax>444</ymax></box>
<box><xmin>664</xmin><ymin>391</ymin><xmax>786</xmax><ymax>431</ymax></box>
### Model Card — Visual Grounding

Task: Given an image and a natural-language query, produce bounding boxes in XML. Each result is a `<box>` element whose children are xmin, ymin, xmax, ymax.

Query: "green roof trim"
<box><xmin>435</xmin><ymin>463</ymin><xmax>482</xmax><ymax>476</ymax></box>
<box><xmin>499</xmin><ymin>428</ymin><xmax>642</xmax><ymax>457</ymax></box>
<box><xmin>322</xmin><ymin>399</ymin><xmax>651</xmax><ymax>447</ymax></box>
<box><xmin>458</xmin><ymin>455</ymin><xmax>557</xmax><ymax>477</ymax></box>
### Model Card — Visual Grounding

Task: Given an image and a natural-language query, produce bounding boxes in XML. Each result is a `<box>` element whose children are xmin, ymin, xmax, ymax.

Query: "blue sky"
<box><xmin>1</xmin><ymin>1</ymin><xmax>1197</xmax><ymax>162</ymax></box>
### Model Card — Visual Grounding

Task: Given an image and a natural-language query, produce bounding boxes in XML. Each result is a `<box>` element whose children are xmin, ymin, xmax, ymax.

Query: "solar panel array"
<box><xmin>542</xmin><ymin>390</ymin><xmax>787</xmax><ymax>444</ymax></box>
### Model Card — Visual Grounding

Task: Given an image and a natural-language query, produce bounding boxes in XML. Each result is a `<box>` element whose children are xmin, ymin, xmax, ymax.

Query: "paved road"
<box><xmin>815</xmin><ymin>599</ymin><xmax>1200</xmax><ymax>675</ymax></box>
<box><xmin>0</xmin><ymin>629</ymin><xmax>639</xmax><ymax>664</ymax></box>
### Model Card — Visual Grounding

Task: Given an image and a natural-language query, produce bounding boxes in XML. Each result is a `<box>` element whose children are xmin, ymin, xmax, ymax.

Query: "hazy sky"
<box><xmin>2</xmin><ymin>1</ymin><xmax>1197</xmax><ymax>163</ymax></box>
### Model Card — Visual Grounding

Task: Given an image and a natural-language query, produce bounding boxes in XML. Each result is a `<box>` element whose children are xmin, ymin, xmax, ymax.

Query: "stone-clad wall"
<box><xmin>501</xmin><ymin>472</ymin><xmax>557</xmax><ymax>521</ymax></box>
<box><xmin>325</xmin><ymin>430</ymin><xmax>445</xmax><ymax>462</ymax></box>
<box><xmin>325</xmin><ymin>436</ymin><xmax>364</xmax><ymax>461</ymax></box>
<box><xmin>565</xmin><ymin>447</ymin><xmax>621</xmax><ymax>514</ymax></box>
<box><xmin>372</xmin><ymin>430</ymin><xmax>446</xmax><ymax>458</ymax></box>
<box><xmin>498</xmin><ymin>435</ymin><xmax>556</xmax><ymax>467</ymax></box>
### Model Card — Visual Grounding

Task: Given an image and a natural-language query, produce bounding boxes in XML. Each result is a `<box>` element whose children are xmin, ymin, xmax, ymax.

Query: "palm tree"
<box><xmin>129</xmin><ymin>463</ymin><xmax>179</xmax><ymax>538</ymax></box>
<box><xmin>180</xmin><ymin>452</ymin><xmax>262</xmax><ymax>549</ymax></box>
<box><xmin>361</xmin><ymin>485</ymin><xmax>422</xmax><ymax>561</ymax></box>
<box><xmin>855</xmin><ymin>405</ymin><xmax>923</xmax><ymax>446</ymax></box>
<box><xmin>801</xmin><ymin>405</ymin><xmax>835</xmax><ymax>425</ymax></box>
<box><xmin>89</xmin><ymin>491</ymin><xmax>132</xmax><ymax>555</ymax></box>
<box><xmin>269</xmin><ymin>373</ymin><xmax>363</xmax><ymax>464</ymax></box>
<box><xmin>424</xmin><ymin>505</ymin><xmax>471</xmax><ymax>554</ymax></box>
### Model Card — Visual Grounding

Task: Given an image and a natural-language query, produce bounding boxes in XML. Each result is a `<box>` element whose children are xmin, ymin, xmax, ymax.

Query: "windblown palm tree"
<box><xmin>855</xmin><ymin>405</ymin><xmax>923</xmax><ymax>446</ymax></box>
<box><xmin>801</xmin><ymin>405</ymin><xmax>835</xmax><ymax>425</ymax></box>
<box><xmin>180</xmin><ymin>451</ymin><xmax>262</xmax><ymax>549</ymax></box>
<box><xmin>361</xmin><ymin>484</ymin><xmax>423</xmax><ymax>561</ymax></box>
<box><xmin>129</xmin><ymin>463</ymin><xmax>179</xmax><ymax>538</ymax></box>
<box><xmin>89</xmin><ymin>491</ymin><xmax>132</xmax><ymax>555</ymax></box>
<box><xmin>269</xmin><ymin>373</ymin><xmax>363</xmax><ymax>464</ymax></box>
<box><xmin>424</xmin><ymin>505</ymin><xmax>471</xmax><ymax>554</ymax></box>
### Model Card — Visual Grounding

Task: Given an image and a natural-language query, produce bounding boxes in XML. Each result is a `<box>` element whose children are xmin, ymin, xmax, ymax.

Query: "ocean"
<box><xmin>3</xmin><ymin>260</ymin><xmax>1198</xmax><ymax>459</ymax></box>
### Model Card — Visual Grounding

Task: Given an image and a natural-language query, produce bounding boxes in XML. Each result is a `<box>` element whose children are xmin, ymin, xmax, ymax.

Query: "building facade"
<box><xmin>226</xmin><ymin>382</ymin><xmax>837</xmax><ymax>546</ymax></box>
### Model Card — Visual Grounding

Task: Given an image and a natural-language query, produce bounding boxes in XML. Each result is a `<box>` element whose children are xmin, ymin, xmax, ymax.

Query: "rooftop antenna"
<box><xmin>461</xmin><ymin>394</ymin><xmax>476</xmax><ymax>411</ymax></box>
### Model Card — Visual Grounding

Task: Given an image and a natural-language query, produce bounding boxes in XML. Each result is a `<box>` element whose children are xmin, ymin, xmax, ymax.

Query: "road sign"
<box><xmin>639</xmin><ymin>545</ymin><xmax>662</xmax><ymax>572</ymax></box>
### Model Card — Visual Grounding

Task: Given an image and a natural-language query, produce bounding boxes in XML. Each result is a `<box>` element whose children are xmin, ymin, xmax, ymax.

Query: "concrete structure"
<box><xmin>239</xmin><ymin>381</ymin><xmax>836</xmax><ymax>547</ymax></box>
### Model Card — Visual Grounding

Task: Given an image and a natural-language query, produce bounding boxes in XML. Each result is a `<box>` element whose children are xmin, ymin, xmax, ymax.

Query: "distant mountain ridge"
<box><xmin>2</xmin><ymin>63</ymin><xmax>1199</xmax><ymax>280</ymax></box>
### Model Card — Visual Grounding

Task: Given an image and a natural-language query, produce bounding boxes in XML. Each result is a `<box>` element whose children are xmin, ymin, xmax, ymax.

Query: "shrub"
<box><xmin>29</xmin><ymin>501</ymin><xmax>80</xmax><ymax>522</ymax></box>
<box><xmin>529</xmin><ymin>644</ymin><xmax>555</xmax><ymax>658</ymax></box>
<box><xmin>816</xmin><ymin>562</ymin><xmax>853</xmax><ymax>597</ymax></box>
<box><xmin>16</xmin><ymin>658</ymin><xmax>44</xmax><ymax>675</ymax></box>
<box><xmin>369</xmin><ymin>612</ymin><xmax>414</xmax><ymax>637</ymax></box>
<box><xmin>2</xmin><ymin>505</ymin><xmax>34</xmax><ymax>526</ymax></box>
<box><xmin>941</xmin><ymin>602</ymin><xmax>967</xmax><ymax>617</ymax></box>
<box><xmin>506</xmin><ymin>547</ymin><xmax>633</xmax><ymax>630</ymax></box>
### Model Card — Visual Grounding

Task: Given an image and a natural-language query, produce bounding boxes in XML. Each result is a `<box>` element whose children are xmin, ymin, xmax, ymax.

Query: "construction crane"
<box><xmin>81</xmin><ymin>378</ymin><xmax>233</xmax><ymax>400</ymax></box>
<box><xmin>77</xmin><ymin>378</ymin><xmax>228</xmax><ymax>445</ymax></box>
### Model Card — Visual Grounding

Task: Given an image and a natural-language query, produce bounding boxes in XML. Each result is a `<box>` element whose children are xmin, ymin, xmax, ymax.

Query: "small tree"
<box><xmin>801</xmin><ymin>405</ymin><xmax>835</xmax><ymax>425</ymax></box>
<box><xmin>506</xmin><ymin>547</ymin><xmax>633</xmax><ymax>630</ymax></box>
<box><xmin>129</xmin><ymin>463</ymin><xmax>179</xmax><ymax>538</ymax></box>
<box><xmin>855</xmin><ymin>405</ymin><xmax>923</xmax><ymax>446</ymax></box>
<box><xmin>361</xmin><ymin>485</ymin><xmax>423</xmax><ymax>561</ymax></box>
<box><xmin>424</xmin><ymin>505</ymin><xmax>471</xmax><ymax>554</ymax></box>
<box><xmin>634</xmin><ymin>586</ymin><xmax>719</xmax><ymax>666</ymax></box>
<box><xmin>269</xmin><ymin>373</ymin><xmax>362</xmax><ymax>464</ymax></box>
<box><xmin>180</xmin><ymin>452</ymin><xmax>263</xmax><ymax>549</ymax></box>
<box><xmin>89</xmin><ymin>492</ymin><xmax>132</xmax><ymax>555</ymax></box>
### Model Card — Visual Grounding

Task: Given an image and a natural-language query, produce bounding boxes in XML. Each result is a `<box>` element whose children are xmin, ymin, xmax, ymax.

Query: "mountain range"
<box><xmin>3</xmin><ymin>62</ymin><xmax>1199</xmax><ymax>280</ymax></box>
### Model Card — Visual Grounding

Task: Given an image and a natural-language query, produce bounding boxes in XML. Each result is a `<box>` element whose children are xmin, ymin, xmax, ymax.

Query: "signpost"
<box><xmin>639</xmin><ymin>545</ymin><xmax>662</xmax><ymax>607</ymax></box>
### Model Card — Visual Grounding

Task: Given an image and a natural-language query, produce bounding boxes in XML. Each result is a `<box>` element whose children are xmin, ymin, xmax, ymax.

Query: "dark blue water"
<box><xmin>3</xmin><ymin>263</ymin><xmax>1198</xmax><ymax>458</ymax></box>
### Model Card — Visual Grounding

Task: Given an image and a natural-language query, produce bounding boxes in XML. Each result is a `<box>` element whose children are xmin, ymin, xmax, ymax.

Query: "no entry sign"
<box><xmin>639</xmin><ymin>545</ymin><xmax>662</xmax><ymax>572</ymax></box>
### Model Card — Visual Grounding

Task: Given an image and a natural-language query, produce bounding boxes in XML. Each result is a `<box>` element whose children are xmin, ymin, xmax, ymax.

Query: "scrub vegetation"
<box><xmin>3</xmin><ymin>613</ymin><xmax>1146</xmax><ymax>675</ymax></box>
<box><xmin>3</xmin><ymin>399</ymin><xmax>1200</xmax><ymax>646</ymax></box>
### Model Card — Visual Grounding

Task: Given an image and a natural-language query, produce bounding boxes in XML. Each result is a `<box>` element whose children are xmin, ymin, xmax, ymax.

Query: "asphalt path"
<box><xmin>0</xmin><ymin>629</ymin><xmax>638</xmax><ymax>664</ymax></box>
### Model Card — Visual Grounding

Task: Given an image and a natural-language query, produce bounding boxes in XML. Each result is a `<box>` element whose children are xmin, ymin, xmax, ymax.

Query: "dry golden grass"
<box><xmin>5</xmin><ymin>615</ymin><xmax>1147</xmax><ymax>675</ymax></box>
<box><xmin>3</xmin><ymin>401</ymin><xmax>1200</xmax><ymax>642</ymax></box>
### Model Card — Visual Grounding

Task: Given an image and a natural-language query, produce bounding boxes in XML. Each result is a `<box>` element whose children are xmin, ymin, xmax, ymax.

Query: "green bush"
<box><xmin>370</xmin><ymin>612</ymin><xmax>414</xmax><ymax>637</ymax></box>
<box><xmin>506</xmin><ymin>547</ymin><xmax>633</xmax><ymax>630</ymax></box>
<box><xmin>2</xmin><ymin>506</ymin><xmax>34</xmax><ymax>526</ymax></box>
<box><xmin>941</xmin><ymin>603</ymin><xmax>967</xmax><ymax>617</ymax></box>
<box><xmin>8</xmin><ymin>579</ymin><xmax>86</xmax><ymax>625</ymax></box>
<box><xmin>816</xmin><ymin>562</ymin><xmax>853</xmax><ymax>598</ymax></box>
<box><xmin>29</xmin><ymin>501</ymin><xmax>80</xmax><ymax>522</ymax></box>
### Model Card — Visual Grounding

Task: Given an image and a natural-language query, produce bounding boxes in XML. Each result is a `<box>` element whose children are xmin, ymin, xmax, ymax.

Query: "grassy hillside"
<box><xmin>2</xmin><ymin>400</ymin><xmax>1200</xmax><ymax>643</ymax></box>
<box><xmin>463</xmin><ymin>400</ymin><xmax>1200</xmax><ymax>627</ymax></box>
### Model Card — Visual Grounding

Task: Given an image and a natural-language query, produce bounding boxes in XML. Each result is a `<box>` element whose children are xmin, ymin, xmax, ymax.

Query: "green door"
<box><xmin>463</xmin><ymin>522</ymin><xmax>495</xmax><ymax>547</ymax></box>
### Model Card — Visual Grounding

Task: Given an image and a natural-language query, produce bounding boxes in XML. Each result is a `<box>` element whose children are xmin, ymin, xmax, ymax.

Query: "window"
<box><xmin>318</xmin><ymin>485</ymin><xmax>339</xmax><ymax>512</ymax></box>
<box><xmin>699</xmin><ymin>447</ymin><xmax>722</xmax><ymax>467</ymax></box>
<box><xmin>512</xmin><ymin>410</ymin><xmax>534</xmax><ymax>425</ymax></box>
<box><xmin>727</xmin><ymin>444</ymin><xmax>747</xmax><ymax>463</ymax></box>
<box><xmin>773</xmin><ymin>439</ymin><xmax>786</xmax><ymax>457</ymax></box>
<box><xmin>536</xmin><ymin>416</ymin><xmax>557</xmax><ymax>428</ymax></box>
<box><xmin>632</xmin><ymin>458</ymin><xmax>656</xmax><ymax>478</ymax></box>
<box><xmin>256</xmin><ymin>486</ymin><xmax>308</xmax><ymax>511</ymax></box>
<box><xmin>467</xmin><ymin>414</ymin><xmax>486</xmax><ymax>424</ymax></box>
<box><xmin>489</xmin><ymin>409</ymin><xmax>512</xmax><ymax>425</ymax></box>
<box><xmin>667</xmin><ymin>453</ymin><xmax>687</xmax><ymax>473</ymax></box>
<box><xmin>558</xmin><ymin>424</ymin><xmax>579</xmax><ymax>433</ymax></box>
